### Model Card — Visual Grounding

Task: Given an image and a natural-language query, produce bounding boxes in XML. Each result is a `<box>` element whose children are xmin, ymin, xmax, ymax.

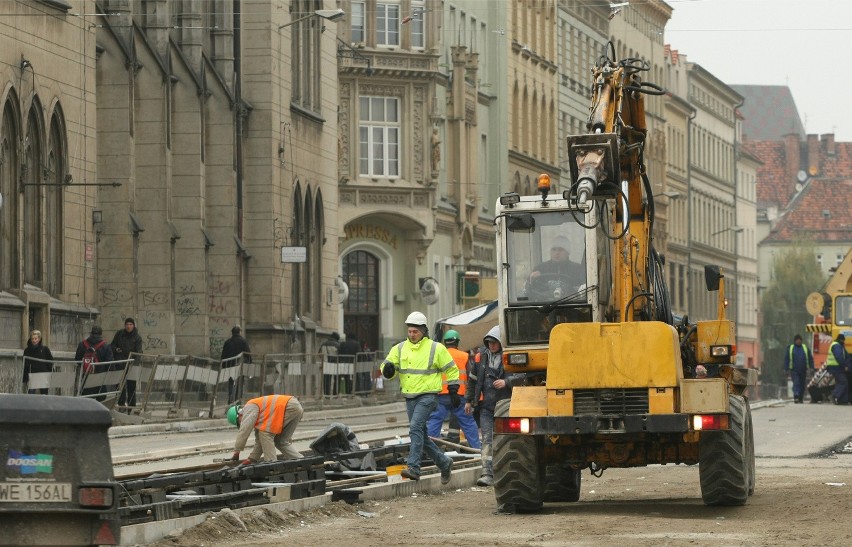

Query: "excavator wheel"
<box><xmin>493</xmin><ymin>399</ymin><xmax>543</xmax><ymax>512</ymax></box>
<box><xmin>542</xmin><ymin>462</ymin><xmax>581</xmax><ymax>502</ymax></box>
<box><xmin>745</xmin><ymin>400</ymin><xmax>756</xmax><ymax>495</ymax></box>
<box><xmin>698</xmin><ymin>394</ymin><xmax>751</xmax><ymax>506</ymax></box>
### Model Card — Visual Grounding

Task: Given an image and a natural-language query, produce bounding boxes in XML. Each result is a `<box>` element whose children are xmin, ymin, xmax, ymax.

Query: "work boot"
<box><xmin>441</xmin><ymin>460</ymin><xmax>453</xmax><ymax>485</ymax></box>
<box><xmin>400</xmin><ymin>468</ymin><xmax>420</xmax><ymax>481</ymax></box>
<box><xmin>476</xmin><ymin>474</ymin><xmax>493</xmax><ymax>487</ymax></box>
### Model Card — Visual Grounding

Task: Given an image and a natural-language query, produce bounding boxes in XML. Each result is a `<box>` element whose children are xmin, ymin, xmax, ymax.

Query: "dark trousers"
<box><xmin>829</xmin><ymin>367</ymin><xmax>849</xmax><ymax>404</ymax></box>
<box><xmin>790</xmin><ymin>369</ymin><xmax>806</xmax><ymax>400</ymax></box>
<box><xmin>119</xmin><ymin>380</ymin><xmax>137</xmax><ymax>406</ymax></box>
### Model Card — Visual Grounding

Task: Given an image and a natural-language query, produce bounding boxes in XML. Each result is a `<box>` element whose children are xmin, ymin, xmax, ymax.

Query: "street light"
<box><xmin>278</xmin><ymin>8</ymin><xmax>345</xmax><ymax>30</ymax></box>
<box><xmin>711</xmin><ymin>226</ymin><xmax>744</xmax><ymax>236</ymax></box>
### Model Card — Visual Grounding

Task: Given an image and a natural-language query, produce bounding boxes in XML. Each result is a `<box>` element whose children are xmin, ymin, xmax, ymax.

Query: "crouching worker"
<box><xmin>227</xmin><ymin>394</ymin><xmax>304</xmax><ymax>464</ymax></box>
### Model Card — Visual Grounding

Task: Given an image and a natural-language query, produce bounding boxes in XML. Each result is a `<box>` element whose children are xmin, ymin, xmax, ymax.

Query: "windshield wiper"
<box><xmin>539</xmin><ymin>285</ymin><xmax>598</xmax><ymax>314</ymax></box>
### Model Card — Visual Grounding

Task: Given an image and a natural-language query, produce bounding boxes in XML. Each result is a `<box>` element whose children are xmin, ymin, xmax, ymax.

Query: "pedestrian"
<box><xmin>22</xmin><ymin>330</ymin><xmax>53</xmax><ymax>394</ymax></box>
<box><xmin>320</xmin><ymin>332</ymin><xmax>341</xmax><ymax>396</ymax></box>
<box><xmin>469</xmin><ymin>325</ymin><xmax>519</xmax><ymax>487</ymax></box>
<box><xmin>338</xmin><ymin>332</ymin><xmax>361</xmax><ymax>394</ymax></box>
<box><xmin>825</xmin><ymin>333</ymin><xmax>849</xmax><ymax>405</ymax></box>
<box><xmin>784</xmin><ymin>334</ymin><xmax>814</xmax><ymax>403</ymax></box>
<box><xmin>427</xmin><ymin>329</ymin><xmax>482</xmax><ymax>450</ymax></box>
<box><xmin>75</xmin><ymin>325</ymin><xmax>114</xmax><ymax>397</ymax></box>
<box><xmin>220</xmin><ymin>325</ymin><xmax>251</xmax><ymax>404</ymax></box>
<box><xmin>380</xmin><ymin>311</ymin><xmax>457</xmax><ymax>484</ymax></box>
<box><xmin>112</xmin><ymin>317</ymin><xmax>143</xmax><ymax>407</ymax></box>
<box><xmin>227</xmin><ymin>394</ymin><xmax>304</xmax><ymax>463</ymax></box>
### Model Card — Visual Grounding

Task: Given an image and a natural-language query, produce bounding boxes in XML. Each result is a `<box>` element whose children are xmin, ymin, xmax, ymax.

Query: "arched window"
<box><xmin>292</xmin><ymin>182</ymin><xmax>304</xmax><ymax>317</ymax></box>
<box><xmin>23</xmin><ymin>102</ymin><xmax>44</xmax><ymax>286</ymax></box>
<box><xmin>0</xmin><ymin>98</ymin><xmax>20</xmax><ymax>289</ymax></box>
<box><xmin>314</xmin><ymin>190</ymin><xmax>325</xmax><ymax>319</ymax></box>
<box><xmin>303</xmin><ymin>188</ymin><xmax>314</xmax><ymax>316</ymax></box>
<box><xmin>46</xmin><ymin>108</ymin><xmax>66</xmax><ymax>295</ymax></box>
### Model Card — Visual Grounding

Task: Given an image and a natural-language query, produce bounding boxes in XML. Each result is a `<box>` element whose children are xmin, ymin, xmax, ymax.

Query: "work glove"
<box><xmin>229</xmin><ymin>451</ymin><xmax>240</xmax><ymax>463</ymax></box>
<box><xmin>448</xmin><ymin>385</ymin><xmax>461</xmax><ymax>408</ymax></box>
<box><xmin>382</xmin><ymin>362</ymin><xmax>395</xmax><ymax>379</ymax></box>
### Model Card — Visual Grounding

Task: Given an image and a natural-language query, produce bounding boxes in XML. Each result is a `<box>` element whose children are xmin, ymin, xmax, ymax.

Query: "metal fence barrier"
<box><xmin>2</xmin><ymin>349</ymin><xmax>400</xmax><ymax>418</ymax></box>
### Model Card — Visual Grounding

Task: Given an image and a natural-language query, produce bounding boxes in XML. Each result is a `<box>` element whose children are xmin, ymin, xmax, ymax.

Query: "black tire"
<box><xmin>698</xmin><ymin>394</ymin><xmax>749</xmax><ymax>506</ymax></box>
<box><xmin>745</xmin><ymin>401</ymin><xmax>756</xmax><ymax>496</ymax></box>
<box><xmin>542</xmin><ymin>462</ymin><xmax>582</xmax><ymax>502</ymax></box>
<box><xmin>493</xmin><ymin>399</ymin><xmax>543</xmax><ymax>512</ymax></box>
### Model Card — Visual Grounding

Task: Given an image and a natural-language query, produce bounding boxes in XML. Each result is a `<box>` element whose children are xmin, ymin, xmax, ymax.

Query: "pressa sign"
<box><xmin>5</xmin><ymin>450</ymin><xmax>54</xmax><ymax>477</ymax></box>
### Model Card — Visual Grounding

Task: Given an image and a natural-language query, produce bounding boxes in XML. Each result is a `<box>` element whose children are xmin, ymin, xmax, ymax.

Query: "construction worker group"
<box><xmin>224</xmin><ymin>310</ymin><xmax>506</xmax><ymax>486</ymax></box>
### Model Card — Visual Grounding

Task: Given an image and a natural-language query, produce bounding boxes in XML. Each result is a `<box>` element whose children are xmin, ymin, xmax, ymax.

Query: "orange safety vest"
<box><xmin>246</xmin><ymin>394</ymin><xmax>292</xmax><ymax>435</ymax></box>
<box><xmin>441</xmin><ymin>347</ymin><xmax>469</xmax><ymax>396</ymax></box>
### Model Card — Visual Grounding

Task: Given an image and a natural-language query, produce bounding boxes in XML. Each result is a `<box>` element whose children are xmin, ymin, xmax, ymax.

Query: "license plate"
<box><xmin>0</xmin><ymin>482</ymin><xmax>72</xmax><ymax>503</ymax></box>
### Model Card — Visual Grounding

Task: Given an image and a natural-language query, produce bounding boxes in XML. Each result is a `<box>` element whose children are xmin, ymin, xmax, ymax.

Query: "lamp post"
<box><xmin>278</xmin><ymin>8</ymin><xmax>345</xmax><ymax>30</ymax></box>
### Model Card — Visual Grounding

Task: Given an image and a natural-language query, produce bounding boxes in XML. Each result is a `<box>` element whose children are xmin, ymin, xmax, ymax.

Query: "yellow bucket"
<box><xmin>386</xmin><ymin>464</ymin><xmax>406</xmax><ymax>483</ymax></box>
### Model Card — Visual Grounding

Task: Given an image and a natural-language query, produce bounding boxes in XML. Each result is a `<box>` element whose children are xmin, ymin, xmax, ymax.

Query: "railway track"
<box><xmin>112</xmin><ymin>403</ymin><xmax>481</xmax><ymax>527</ymax></box>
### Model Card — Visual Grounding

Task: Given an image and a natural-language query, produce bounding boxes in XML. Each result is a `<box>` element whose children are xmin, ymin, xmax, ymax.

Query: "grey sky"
<box><xmin>664</xmin><ymin>0</ymin><xmax>852</xmax><ymax>141</ymax></box>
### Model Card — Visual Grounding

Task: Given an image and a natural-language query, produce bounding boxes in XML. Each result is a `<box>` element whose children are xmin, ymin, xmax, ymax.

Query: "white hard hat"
<box><xmin>405</xmin><ymin>311</ymin><xmax>428</xmax><ymax>326</ymax></box>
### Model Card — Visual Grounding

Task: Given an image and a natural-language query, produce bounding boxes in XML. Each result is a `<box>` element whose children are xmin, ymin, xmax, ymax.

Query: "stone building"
<box><xmin>0</xmin><ymin>0</ymin><xmax>98</xmax><ymax>353</ymax></box>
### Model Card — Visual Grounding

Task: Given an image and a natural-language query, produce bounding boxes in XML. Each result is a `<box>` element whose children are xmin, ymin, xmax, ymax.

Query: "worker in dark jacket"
<box><xmin>23</xmin><ymin>330</ymin><xmax>54</xmax><ymax>394</ymax></box>
<box><xmin>221</xmin><ymin>325</ymin><xmax>251</xmax><ymax>404</ymax></box>
<box><xmin>784</xmin><ymin>334</ymin><xmax>814</xmax><ymax>403</ymax></box>
<box><xmin>74</xmin><ymin>325</ymin><xmax>114</xmax><ymax>397</ymax></box>
<box><xmin>112</xmin><ymin>318</ymin><xmax>143</xmax><ymax>407</ymax></box>
<box><xmin>825</xmin><ymin>333</ymin><xmax>849</xmax><ymax>405</ymax></box>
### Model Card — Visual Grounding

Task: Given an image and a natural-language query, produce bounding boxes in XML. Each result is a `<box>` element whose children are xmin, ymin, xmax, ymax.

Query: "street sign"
<box><xmin>281</xmin><ymin>246</ymin><xmax>307</xmax><ymax>263</ymax></box>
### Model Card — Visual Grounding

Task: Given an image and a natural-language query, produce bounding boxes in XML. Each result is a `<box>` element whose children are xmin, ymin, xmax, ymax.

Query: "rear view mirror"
<box><xmin>507</xmin><ymin>213</ymin><xmax>535</xmax><ymax>232</ymax></box>
<box><xmin>704</xmin><ymin>265</ymin><xmax>722</xmax><ymax>292</ymax></box>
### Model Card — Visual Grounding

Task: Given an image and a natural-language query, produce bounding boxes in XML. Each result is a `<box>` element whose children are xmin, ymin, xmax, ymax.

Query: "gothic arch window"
<box><xmin>303</xmin><ymin>188</ymin><xmax>314</xmax><ymax>316</ymax></box>
<box><xmin>292</xmin><ymin>182</ymin><xmax>304</xmax><ymax>317</ymax></box>
<box><xmin>23</xmin><ymin>100</ymin><xmax>44</xmax><ymax>287</ymax></box>
<box><xmin>314</xmin><ymin>190</ymin><xmax>325</xmax><ymax>319</ymax></box>
<box><xmin>0</xmin><ymin>98</ymin><xmax>20</xmax><ymax>289</ymax></box>
<box><xmin>513</xmin><ymin>171</ymin><xmax>521</xmax><ymax>195</ymax></box>
<box><xmin>46</xmin><ymin>107</ymin><xmax>66</xmax><ymax>295</ymax></box>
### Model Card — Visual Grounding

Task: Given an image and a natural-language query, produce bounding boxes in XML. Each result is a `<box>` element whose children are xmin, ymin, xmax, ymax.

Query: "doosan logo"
<box><xmin>6</xmin><ymin>450</ymin><xmax>53</xmax><ymax>475</ymax></box>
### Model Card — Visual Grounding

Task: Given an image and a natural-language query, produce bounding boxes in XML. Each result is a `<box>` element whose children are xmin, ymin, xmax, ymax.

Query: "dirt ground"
<box><xmin>147</xmin><ymin>453</ymin><xmax>852</xmax><ymax>547</ymax></box>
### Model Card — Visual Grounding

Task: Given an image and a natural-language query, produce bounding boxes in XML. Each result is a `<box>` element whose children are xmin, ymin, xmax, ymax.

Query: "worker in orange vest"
<box><xmin>426</xmin><ymin>330</ymin><xmax>482</xmax><ymax>449</ymax></box>
<box><xmin>226</xmin><ymin>394</ymin><xmax>304</xmax><ymax>464</ymax></box>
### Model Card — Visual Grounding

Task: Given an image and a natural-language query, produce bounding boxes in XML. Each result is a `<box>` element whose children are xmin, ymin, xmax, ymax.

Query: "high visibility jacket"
<box><xmin>441</xmin><ymin>347</ymin><xmax>469</xmax><ymax>396</ymax></box>
<box><xmin>246</xmin><ymin>394</ymin><xmax>292</xmax><ymax>434</ymax></box>
<box><xmin>785</xmin><ymin>343</ymin><xmax>812</xmax><ymax>370</ymax></box>
<box><xmin>826</xmin><ymin>341</ymin><xmax>846</xmax><ymax>368</ymax></box>
<box><xmin>380</xmin><ymin>337</ymin><xmax>459</xmax><ymax>397</ymax></box>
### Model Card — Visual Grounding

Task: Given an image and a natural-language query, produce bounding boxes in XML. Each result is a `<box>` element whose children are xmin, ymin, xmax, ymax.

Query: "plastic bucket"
<box><xmin>386</xmin><ymin>464</ymin><xmax>406</xmax><ymax>483</ymax></box>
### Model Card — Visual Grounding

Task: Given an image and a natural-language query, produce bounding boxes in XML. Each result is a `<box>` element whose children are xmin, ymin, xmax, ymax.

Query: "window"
<box><xmin>376</xmin><ymin>3</ymin><xmax>400</xmax><ymax>46</ymax></box>
<box><xmin>46</xmin><ymin>111</ymin><xmax>66</xmax><ymax>295</ymax></box>
<box><xmin>0</xmin><ymin>99</ymin><xmax>20</xmax><ymax>289</ymax></box>
<box><xmin>291</xmin><ymin>0</ymin><xmax>323</xmax><ymax>116</ymax></box>
<box><xmin>359</xmin><ymin>96</ymin><xmax>400</xmax><ymax>177</ymax></box>
<box><xmin>351</xmin><ymin>2</ymin><xmax>365</xmax><ymax>42</ymax></box>
<box><xmin>410</xmin><ymin>0</ymin><xmax>425</xmax><ymax>48</ymax></box>
<box><xmin>23</xmin><ymin>107</ymin><xmax>44</xmax><ymax>287</ymax></box>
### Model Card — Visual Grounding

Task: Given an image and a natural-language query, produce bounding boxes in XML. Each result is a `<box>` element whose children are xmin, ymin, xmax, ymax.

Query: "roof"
<box><xmin>732</xmin><ymin>85</ymin><xmax>805</xmax><ymax>141</ymax></box>
<box><xmin>763</xmin><ymin>178</ymin><xmax>852</xmax><ymax>243</ymax></box>
<box><xmin>748</xmin><ymin>139</ymin><xmax>791</xmax><ymax>210</ymax></box>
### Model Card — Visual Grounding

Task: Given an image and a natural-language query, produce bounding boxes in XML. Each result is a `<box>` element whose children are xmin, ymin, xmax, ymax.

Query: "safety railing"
<box><xmin>3</xmin><ymin>349</ymin><xmax>399</xmax><ymax>419</ymax></box>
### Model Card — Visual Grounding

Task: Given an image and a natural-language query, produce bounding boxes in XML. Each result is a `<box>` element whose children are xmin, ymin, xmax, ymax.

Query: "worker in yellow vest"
<box><xmin>427</xmin><ymin>330</ymin><xmax>482</xmax><ymax>449</ymax></box>
<box><xmin>226</xmin><ymin>394</ymin><xmax>304</xmax><ymax>463</ymax></box>
<box><xmin>825</xmin><ymin>334</ymin><xmax>849</xmax><ymax>405</ymax></box>
<box><xmin>380</xmin><ymin>311</ymin><xmax>457</xmax><ymax>484</ymax></box>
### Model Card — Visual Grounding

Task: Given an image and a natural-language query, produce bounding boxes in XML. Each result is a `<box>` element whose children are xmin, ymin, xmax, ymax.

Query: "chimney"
<box><xmin>806</xmin><ymin>134</ymin><xmax>821</xmax><ymax>178</ymax></box>
<box><xmin>784</xmin><ymin>133</ymin><xmax>800</xmax><ymax>193</ymax></box>
<box><xmin>822</xmin><ymin>133</ymin><xmax>836</xmax><ymax>156</ymax></box>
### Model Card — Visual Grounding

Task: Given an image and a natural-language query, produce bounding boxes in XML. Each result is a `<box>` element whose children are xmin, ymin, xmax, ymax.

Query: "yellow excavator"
<box><xmin>491</xmin><ymin>42</ymin><xmax>756</xmax><ymax>510</ymax></box>
<box><xmin>805</xmin><ymin>247</ymin><xmax>852</xmax><ymax>364</ymax></box>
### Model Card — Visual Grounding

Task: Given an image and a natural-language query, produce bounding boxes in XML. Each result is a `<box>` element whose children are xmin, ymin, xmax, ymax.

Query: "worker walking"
<box><xmin>427</xmin><ymin>330</ymin><xmax>482</xmax><ymax>449</ymax></box>
<box><xmin>784</xmin><ymin>334</ymin><xmax>814</xmax><ymax>403</ymax></box>
<box><xmin>825</xmin><ymin>334</ymin><xmax>849</xmax><ymax>405</ymax></box>
<box><xmin>380</xmin><ymin>311</ymin><xmax>457</xmax><ymax>484</ymax></box>
<box><xmin>468</xmin><ymin>326</ymin><xmax>518</xmax><ymax>487</ymax></box>
<box><xmin>227</xmin><ymin>394</ymin><xmax>304</xmax><ymax>463</ymax></box>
